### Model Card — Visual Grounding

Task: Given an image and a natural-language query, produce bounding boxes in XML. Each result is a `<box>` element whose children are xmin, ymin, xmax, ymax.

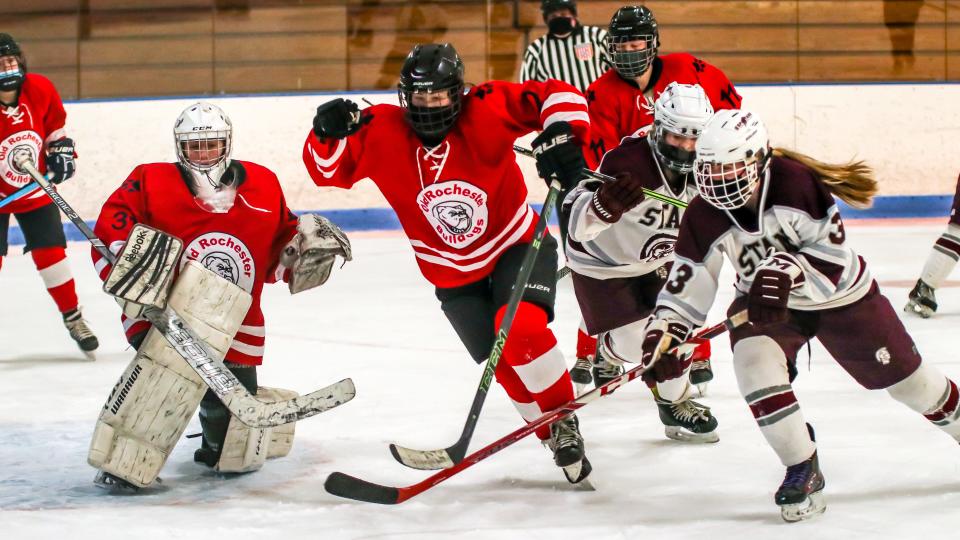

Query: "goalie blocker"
<box><xmin>89</xmin><ymin>261</ymin><xmax>298</xmax><ymax>487</ymax></box>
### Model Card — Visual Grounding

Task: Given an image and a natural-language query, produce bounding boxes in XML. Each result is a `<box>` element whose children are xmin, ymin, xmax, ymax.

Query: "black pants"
<box><xmin>435</xmin><ymin>234</ymin><xmax>559</xmax><ymax>363</ymax></box>
<box><xmin>0</xmin><ymin>202</ymin><xmax>66</xmax><ymax>256</ymax></box>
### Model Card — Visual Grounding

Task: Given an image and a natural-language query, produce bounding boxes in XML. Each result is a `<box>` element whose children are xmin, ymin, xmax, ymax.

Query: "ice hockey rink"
<box><xmin>2</xmin><ymin>220</ymin><xmax>959</xmax><ymax>540</ymax></box>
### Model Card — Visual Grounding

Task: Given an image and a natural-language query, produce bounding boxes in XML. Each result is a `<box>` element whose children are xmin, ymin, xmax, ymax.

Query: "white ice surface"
<box><xmin>2</xmin><ymin>223</ymin><xmax>960</xmax><ymax>539</ymax></box>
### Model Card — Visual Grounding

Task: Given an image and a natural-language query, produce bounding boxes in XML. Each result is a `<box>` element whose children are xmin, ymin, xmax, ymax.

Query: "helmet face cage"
<box><xmin>0</xmin><ymin>34</ymin><xmax>26</xmax><ymax>92</ymax></box>
<box><xmin>398</xmin><ymin>82</ymin><xmax>464</xmax><ymax>141</ymax></box>
<box><xmin>650</xmin><ymin>83</ymin><xmax>714</xmax><ymax>173</ymax></box>
<box><xmin>173</xmin><ymin>103</ymin><xmax>233</xmax><ymax>187</ymax></box>
<box><xmin>606</xmin><ymin>33</ymin><xmax>658</xmax><ymax>78</ymax></box>
<box><xmin>694</xmin><ymin>153</ymin><xmax>767</xmax><ymax>210</ymax></box>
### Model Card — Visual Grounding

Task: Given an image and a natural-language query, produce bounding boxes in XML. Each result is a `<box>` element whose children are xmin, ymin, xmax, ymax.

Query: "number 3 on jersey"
<box><xmin>666</xmin><ymin>263</ymin><xmax>693</xmax><ymax>294</ymax></box>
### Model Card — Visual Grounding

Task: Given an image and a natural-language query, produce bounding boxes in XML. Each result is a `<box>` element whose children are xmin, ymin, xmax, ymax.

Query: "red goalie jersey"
<box><xmin>0</xmin><ymin>73</ymin><xmax>67</xmax><ymax>214</ymax></box>
<box><xmin>303</xmin><ymin>79</ymin><xmax>589</xmax><ymax>288</ymax></box>
<box><xmin>585</xmin><ymin>53</ymin><xmax>741</xmax><ymax>168</ymax></box>
<box><xmin>92</xmin><ymin>161</ymin><xmax>298</xmax><ymax>365</ymax></box>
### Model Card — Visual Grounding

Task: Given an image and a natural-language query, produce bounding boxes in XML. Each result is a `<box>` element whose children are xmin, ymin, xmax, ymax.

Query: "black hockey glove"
<box><xmin>45</xmin><ymin>137</ymin><xmax>76</xmax><ymax>184</ymax></box>
<box><xmin>531</xmin><ymin>121</ymin><xmax>585</xmax><ymax>191</ymax></box>
<box><xmin>312</xmin><ymin>98</ymin><xmax>370</xmax><ymax>140</ymax></box>
<box><xmin>590</xmin><ymin>172</ymin><xmax>646</xmax><ymax>223</ymax></box>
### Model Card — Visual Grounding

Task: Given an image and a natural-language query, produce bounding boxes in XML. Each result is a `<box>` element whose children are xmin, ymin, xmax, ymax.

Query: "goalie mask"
<box><xmin>174</xmin><ymin>102</ymin><xmax>236</xmax><ymax>213</ymax></box>
<box><xmin>650</xmin><ymin>82</ymin><xmax>714</xmax><ymax>174</ymax></box>
<box><xmin>0</xmin><ymin>33</ymin><xmax>26</xmax><ymax>93</ymax></box>
<box><xmin>398</xmin><ymin>43</ymin><xmax>465</xmax><ymax>145</ymax></box>
<box><xmin>606</xmin><ymin>6</ymin><xmax>659</xmax><ymax>79</ymax></box>
<box><xmin>693</xmin><ymin>110</ymin><xmax>771</xmax><ymax>210</ymax></box>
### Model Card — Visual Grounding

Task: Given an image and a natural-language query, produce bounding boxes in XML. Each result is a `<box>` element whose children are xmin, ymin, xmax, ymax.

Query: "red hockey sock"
<box><xmin>576</xmin><ymin>322</ymin><xmax>598</xmax><ymax>359</ymax></box>
<box><xmin>692</xmin><ymin>339</ymin><xmax>711</xmax><ymax>361</ymax></box>
<box><xmin>30</xmin><ymin>247</ymin><xmax>78</xmax><ymax>314</ymax></box>
<box><xmin>494</xmin><ymin>361</ymin><xmax>548</xmax><ymax>439</ymax></box>
<box><xmin>496</xmin><ymin>302</ymin><xmax>575</xmax><ymax>438</ymax></box>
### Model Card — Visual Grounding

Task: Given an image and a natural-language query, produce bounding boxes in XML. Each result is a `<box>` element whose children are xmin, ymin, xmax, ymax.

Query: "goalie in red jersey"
<box><xmin>303</xmin><ymin>43</ymin><xmax>592</xmax><ymax>483</ymax></box>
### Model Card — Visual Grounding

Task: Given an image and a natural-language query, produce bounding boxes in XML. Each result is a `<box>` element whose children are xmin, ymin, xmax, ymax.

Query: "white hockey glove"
<box><xmin>103</xmin><ymin>224</ymin><xmax>183</xmax><ymax>317</ymax></box>
<box><xmin>280</xmin><ymin>213</ymin><xmax>352</xmax><ymax>295</ymax></box>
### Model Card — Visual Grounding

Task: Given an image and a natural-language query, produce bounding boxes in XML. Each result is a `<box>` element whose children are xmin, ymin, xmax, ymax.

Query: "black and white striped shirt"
<box><xmin>520</xmin><ymin>25</ymin><xmax>610</xmax><ymax>93</ymax></box>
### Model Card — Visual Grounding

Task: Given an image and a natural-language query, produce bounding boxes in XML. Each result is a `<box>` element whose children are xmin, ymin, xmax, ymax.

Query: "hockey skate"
<box><xmin>905</xmin><ymin>279</ymin><xmax>937</xmax><ymax>318</ymax></box>
<box><xmin>93</xmin><ymin>470</ymin><xmax>152</xmax><ymax>493</ymax></box>
<box><xmin>656</xmin><ymin>398</ymin><xmax>719</xmax><ymax>443</ymax></box>
<box><xmin>690</xmin><ymin>357</ymin><xmax>713</xmax><ymax>397</ymax></box>
<box><xmin>592</xmin><ymin>351</ymin><xmax>623</xmax><ymax>389</ymax></box>
<box><xmin>545</xmin><ymin>414</ymin><xmax>592</xmax><ymax>484</ymax></box>
<box><xmin>776</xmin><ymin>451</ymin><xmax>826</xmax><ymax>522</ymax></box>
<box><xmin>63</xmin><ymin>308</ymin><xmax>99</xmax><ymax>360</ymax></box>
<box><xmin>570</xmin><ymin>356</ymin><xmax>593</xmax><ymax>394</ymax></box>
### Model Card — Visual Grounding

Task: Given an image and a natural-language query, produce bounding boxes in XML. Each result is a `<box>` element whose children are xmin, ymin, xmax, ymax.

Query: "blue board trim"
<box><xmin>4</xmin><ymin>194</ymin><xmax>953</xmax><ymax>247</ymax></box>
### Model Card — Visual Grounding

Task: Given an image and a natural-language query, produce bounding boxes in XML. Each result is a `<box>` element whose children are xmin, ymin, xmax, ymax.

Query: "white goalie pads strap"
<box><xmin>281</xmin><ymin>213</ymin><xmax>352</xmax><ymax>295</ymax></box>
<box><xmin>88</xmin><ymin>261</ymin><xmax>251</xmax><ymax>487</ymax></box>
<box><xmin>103</xmin><ymin>224</ymin><xmax>184</xmax><ymax>309</ymax></box>
<box><xmin>215</xmin><ymin>386</ymin><xmax>299</xmax><ymax>473</ymax></box>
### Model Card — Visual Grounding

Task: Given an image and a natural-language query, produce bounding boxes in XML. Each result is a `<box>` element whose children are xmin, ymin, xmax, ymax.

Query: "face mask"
<box><xmin>548</xmin><ymin>17</ymin><xmax>574</xmax><ymax>36</ymax></box>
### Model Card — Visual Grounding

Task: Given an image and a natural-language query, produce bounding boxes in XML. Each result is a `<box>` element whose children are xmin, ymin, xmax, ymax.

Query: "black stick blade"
<box><xmin>324</xmin><ymin>472</ymin><xmax>401</xmax><ymax>505</ymax></box>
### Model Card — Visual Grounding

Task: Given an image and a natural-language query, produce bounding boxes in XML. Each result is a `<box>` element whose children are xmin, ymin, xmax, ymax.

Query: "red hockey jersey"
<box><xmin>585</xmin><ymin>53</ymin><xmax>741</xmax><ymax>168</ymax></box>
<box><xmin>0</xmin><ymin>73</ymin><xmax>68</xmax><ymax>214</ymax></box>
<box><xmin>92</xmin><ymin>161</ymin><xmax>298</xmax><ymax>366</ymax></box>
<box><xmin>303</xmin><ymin>79</ymin><xmax>590</xmax><ymax>289</ymax></box>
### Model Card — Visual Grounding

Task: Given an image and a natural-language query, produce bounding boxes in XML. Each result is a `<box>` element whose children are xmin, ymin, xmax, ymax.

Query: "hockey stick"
<box><xmin>0</xmin><ymin>182</ymin><xmax>40</xmax><ymax>209</ymax></box>
<box><xmin>326</xmin><ymin>309</ymin><xmax>748</xmax><ymax>504</ymax></box>
<box><xmin>389</xmin><ymin>179</ymin><xmax>565</xmax><ymax>470</ymax></box>
<box><xmin>15</xmin><ymin>154</ymin><xmax>355</xmax><ymax>428</ymax></box>
<box><xmin>513</xmin><ymin>145</ymin><xmax>688</xmax><ymax>209</ymax></box>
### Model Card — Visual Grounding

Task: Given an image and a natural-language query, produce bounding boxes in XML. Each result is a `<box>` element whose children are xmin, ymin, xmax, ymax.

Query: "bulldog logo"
<box><xmin>432</xmin><ymin>202</ymin><xmax>473</xmax><ymax>235</ymax></box>
<box><xmin>201</xmin><ymin>252</ymin><xmax>239</xmax><ymax>284</ymax></box>
<box><xmin>417</xmin><ymin>179</ymin><xmax>489</xmax><ymax>249</ymax></box>
<box><xmin>182</xmin><ymin>232</ymin><xmax>255</xmax><ymax>292</ymax></box>
<box><xmin>0</xmin><ymin>130</ymin><xmax>42</xmax><ymax>188</ymax></box>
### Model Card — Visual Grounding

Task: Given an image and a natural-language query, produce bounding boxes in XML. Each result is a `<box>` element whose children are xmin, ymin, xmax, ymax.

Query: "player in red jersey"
<box><xmin>303</xmin><ymin>43</ymin><xmax>592</xmax><ymax>483</ymax></box>
<box><xmin>92</xmin><ymin>102</ymin><xmax>350</xmax><ymax>477</ymax></box>
<box><xmin>0</xmin><ymin>33</ymin><xmax>98</xmax><ymax>357</ymax></box>
<box><xmin>573</xmin><ymin>5</ymin><xmax>740</xmax><ymax>391</ymax></box>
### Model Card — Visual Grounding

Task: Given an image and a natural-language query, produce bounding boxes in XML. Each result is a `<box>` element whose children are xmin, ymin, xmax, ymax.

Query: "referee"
<box><xmin>520</xmin><ymin>0</ymin><xmax>610</xmax><ymax>94</ymax></box>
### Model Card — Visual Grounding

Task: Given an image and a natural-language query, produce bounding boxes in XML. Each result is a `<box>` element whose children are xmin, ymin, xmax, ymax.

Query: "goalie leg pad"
<box><xmin>88</xmin><ymin>261</ymin><xmax>251</xmax><ymax>487</ymax></box>
<box><xmin>215</xmin><ymin>386</ymin><xmax>299</xmax><ymax>473</ymax></box>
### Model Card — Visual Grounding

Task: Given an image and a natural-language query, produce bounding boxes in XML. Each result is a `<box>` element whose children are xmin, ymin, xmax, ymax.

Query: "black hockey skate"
<box><xmin>570</xmin><ymin>356</ymin><xmax>593</xmax><ymax>394</ymax></box>
<box><xmin>93</xmin><ymin>470</ymin><xmax>148</xmax><ymax>493</ymax></box>
<box><xmin>592</xmin><ymin>350</ymin><xmax>623</xmax><ymax>389</ymax></box>
<box><xmin>690</xmin><ymin>357</ymin><xmax>713</xmax><ymax>396</ymax></box>
<box><xmin>776</xmin><ymin>451</ymin><xmax>826</xmax><ymax>522</ymax></box>
<box><xmin>656</xmin><ymin>398</ymin><xmax>719</xmax><ymax>443</ymax></box>
<box><xmin>545</xmin><ymin>414</ymin><xmax>592</xmax><ymax>484</ymax></box>
<box><xmin>63</xmin><ymin>308</ymin><xmax>99</xmax><ymax>359</ymax></box>
<box><xmin>905</xmin><ymin>279</ymin><xmax>937</xmax><ymax>318</ymax></box>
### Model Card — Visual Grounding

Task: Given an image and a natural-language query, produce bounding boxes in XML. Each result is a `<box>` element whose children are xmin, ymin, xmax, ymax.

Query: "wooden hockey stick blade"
<box><xmin>326</xmin><ymin>312</ymin><xmax>747</xmax><ymax>504</ymax></box>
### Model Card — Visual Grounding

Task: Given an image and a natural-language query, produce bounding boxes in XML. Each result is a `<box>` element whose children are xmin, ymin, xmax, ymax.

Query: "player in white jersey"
<box><xmin>563</xmin><ymin>82</ymin><xmax>717</xmax><ymax>442</ymax></box>
<box><xmin>904</xmin><ymin>172</ymin><xmax>960</xmax><ymax>317</ymax></box>
<box><xmin>639</xmin><ymin>109</ymin><xmax>960</xmax><ymax>522</ymax></box>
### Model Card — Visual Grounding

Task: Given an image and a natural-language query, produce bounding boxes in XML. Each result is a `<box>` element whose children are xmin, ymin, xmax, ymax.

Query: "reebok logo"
<box><xmin>124</xmin><ymin>228</ymin><xmax>149</xmax><ymax>263</ymax></box>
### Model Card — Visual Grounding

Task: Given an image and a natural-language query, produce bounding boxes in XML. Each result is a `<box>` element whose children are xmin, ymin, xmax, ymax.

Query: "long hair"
<box><xmin>772</xmin><ymin>148</ymin><xmax>877</xmax><ymax>209</ymax></box>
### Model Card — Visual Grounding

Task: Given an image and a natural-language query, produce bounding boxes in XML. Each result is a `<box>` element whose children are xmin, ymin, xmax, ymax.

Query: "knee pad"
<box><xmin>215</xmin><ymin>386</ymin><xmax>299</xmax><ymax>473</ymax></box>
<box><xmin>88</xmin><ymin>261</ymin><xmax>251</xmax><ymax>487</ymax></box>
<box><xmin>732</xmin><ymin>336</ymin><xmax>792</xmax><ymax>397</ymax></box>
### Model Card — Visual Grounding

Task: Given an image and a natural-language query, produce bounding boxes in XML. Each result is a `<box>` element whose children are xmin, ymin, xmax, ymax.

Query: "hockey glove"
<box><xmin>280</xmin><ymin>213</ymin><xmax>352</xmax><ymax>295</ymax></box>
<box><xmin>639</xmin><ymin>315</ymin><xmax>694</xmax><ymax>386</ymax></box>
<box><xmin>590</xmin><ymin>172</ymin><xmax>646</xmax><ymax>223</ymax></box>
<box><xmin>747</xmin><ymin>253</ymin><xmax>804</xmax><ymax>326</ymax></box>
<box><xmin>531</xmin><ymin>121</ymin><xmax>585</xmax><ymax>191</ymax></box>
<box><xmin>313</xmin><ymin>98</ymin><xmax>370</xmax><ymax>140</ymax></box>
<box><xmin>45</xmin><ymin>137</ymin><xmax>76</xmax><ymax>184</ymax></box>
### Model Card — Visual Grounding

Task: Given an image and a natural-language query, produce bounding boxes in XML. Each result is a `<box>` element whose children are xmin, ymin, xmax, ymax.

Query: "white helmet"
<box><xmin>174</xmin><ymin>102</ymin><xmax>235</xmax><ymax>213</ymax></box>
<box><xmin>650</xmin><ymin>82</ymin><xmax>714</xmax><ymax>173</ymax></box>
<box><xmin>693</xmin><ymin>109</ymin><xmax>770</xmax><ymax>210</ymax></box>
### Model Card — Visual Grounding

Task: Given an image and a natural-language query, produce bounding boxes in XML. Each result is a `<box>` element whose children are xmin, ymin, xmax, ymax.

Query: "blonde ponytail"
<box><xmin>772</xmin><ymin>148</ymin><xmax>877</xmax><ymax>209</ymax></box>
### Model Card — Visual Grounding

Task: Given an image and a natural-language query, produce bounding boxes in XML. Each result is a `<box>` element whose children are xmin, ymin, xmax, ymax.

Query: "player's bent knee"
<box><xmin>598</xmin><ymin>318</ymin><xmax>647</xmax><ymax>365</ymax></box>
<box><xmin>215</xmin><ymin>386</ymin><xmax>299</xmax><ymax>473</ymax></box>
<box><xmin>886</xmin><ymin>362</ymin><xmax>947</xmax><ymax>413</ymax></box>
<box><xmin>732</xmin><ymin>336</ymin><xmax>791</xmax><ymax>396</ymax></box>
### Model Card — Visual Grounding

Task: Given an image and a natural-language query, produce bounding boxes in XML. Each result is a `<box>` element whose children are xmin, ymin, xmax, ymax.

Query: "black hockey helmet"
<box><xmin>398</xmin><ymin>43</ymin><xmax>465</xmax><ymax>143</ymax></box>
<box><xmin>0</xmin><ymin>33</ymin><xmax>26</xmax><ymax>92</ymax></box>
<box><xmin>606</xmin><ymin>6</ymin><xmax>659</xmax><ymax>79</ymax></box>
<box><xmin>541</xmin><ymin>0</ymin><xmax>577</xmax><ymax>19</ymax></box>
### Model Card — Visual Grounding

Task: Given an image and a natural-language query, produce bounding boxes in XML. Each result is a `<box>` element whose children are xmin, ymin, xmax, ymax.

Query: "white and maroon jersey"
<box><xmin>92</xmin><ymin>161</ymin><xmax>298</xmax><ymax>366</ymax></box>
<box><xmin>585</xmin><ymin>53</ymin><xmax>740</xmax><ymax>169</ymax></box>
<box><xmin>0</xmin><ymin>73</ymin><xmax>68</xmax><ymax>214</ymax></box>
<box><xmin>657</xmin><ymin>156</ymin><xmax>873</xmax><ymax>327</ymax></box>
<box><xmin>564</xmin><ymin>134</ymin><xmax>697</xmax><ymax>279</ymax></box>
<box><xmin>303</xmin><ymin>79</ymin><xmax>589</xmax><ymax>289</ymax></box>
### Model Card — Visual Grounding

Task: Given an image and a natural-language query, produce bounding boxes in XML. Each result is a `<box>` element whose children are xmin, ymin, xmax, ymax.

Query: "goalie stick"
<box><xmin>15</xmin><ymin>154</ymin><xmax>355</xmax><ymax>428</ymax></box>
<box><xmin>326</xmin><ymin>310</ymin><xmax>748</xmax><ymax>504</ymax></box>
<box><xmin>389</xmin><ymin>178</ymin><xmax>564</xmax><ymax>470</ymax></box>
<box><xmin>512</xmin><ymin>145</ymin><xmax>688</xmax><ymax>210</ymax></box>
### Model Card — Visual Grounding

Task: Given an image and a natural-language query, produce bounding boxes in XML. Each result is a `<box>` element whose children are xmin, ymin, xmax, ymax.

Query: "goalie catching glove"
<box><xmin>280</xmin><ymin>213</ymin><xmax>352</xmax><ymax>294</ymax></box>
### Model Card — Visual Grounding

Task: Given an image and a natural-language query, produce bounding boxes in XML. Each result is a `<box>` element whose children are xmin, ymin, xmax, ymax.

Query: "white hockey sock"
<box><xmin>921</xmin><ymin>224</ymin><xmax>960</xmax><ymax>288</ymax></box>
<box><xmin>887</xmin><ymin>362</ymin><xmax>960</xmax><ymax>440</ymax></box>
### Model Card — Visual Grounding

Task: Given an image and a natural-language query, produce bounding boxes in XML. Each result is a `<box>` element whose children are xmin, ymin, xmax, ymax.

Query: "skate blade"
<box><xmin>904</xmin><ymin>301</ymin><xmax>933</xmax><ymax>319</ymax></box>
<box><xmin>93</xmin><ymin>471</ymin><xmax>150</xmax><ymax>494</ymax></box>
<box><xmin>562</xmin><ymin>459</ymin><xmax>593</xmax><ymax>486</ymax></box>
<box><xmin>780</xmin><ymin>490</ymin><xmax>826</xmax><ymax>522</ymax></box>
<box><xmin>695</xmin><ymin>382</ymin><xmax>709</xmax><ymax>398</ymax></box>
<box><xmin>574</xmin><ymin>382</ymin><xmax>590</xmax><ymax>397</ymax></box>
<box><xmin>665</xmin><ymin>426</ymin><xmax>719</xmax><ymax>444</ymax></box>
<box><xmin>82</xmin><ymin>350</ymin><xmax>97</xmax><ymax>361</ymax></box>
